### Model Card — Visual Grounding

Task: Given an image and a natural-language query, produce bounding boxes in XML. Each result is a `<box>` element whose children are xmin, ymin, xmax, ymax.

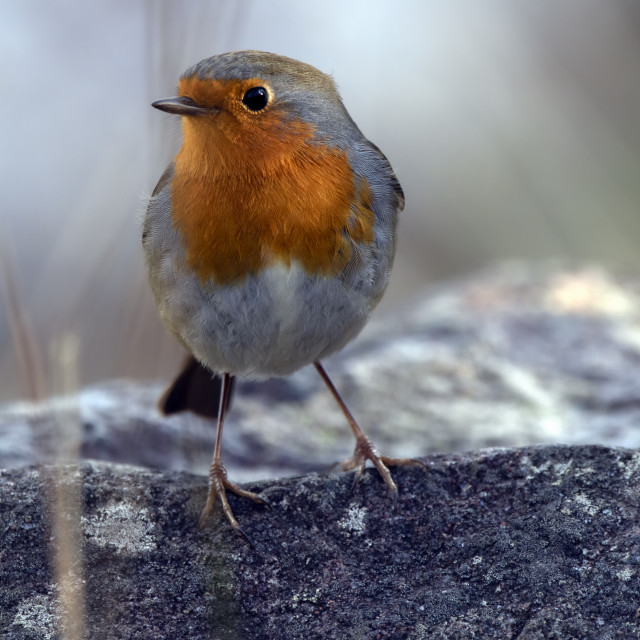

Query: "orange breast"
<box><xmin>169</xmin><ymin>80</ymin><xmax>374</xmax><ymax>285</ymax></box>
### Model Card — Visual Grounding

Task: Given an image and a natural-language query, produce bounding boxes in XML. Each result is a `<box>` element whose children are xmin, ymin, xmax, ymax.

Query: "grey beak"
<box><xmin>151</xmin><ymin>96</ymin><xmax>215</xmax><ymax>116</ymax></box>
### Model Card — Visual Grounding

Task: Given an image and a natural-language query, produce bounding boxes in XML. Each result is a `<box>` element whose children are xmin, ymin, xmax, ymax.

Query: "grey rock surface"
<box><xmin>3</xmin><ymin>264</ymin><xmax>640</xmax><ymax>638</ymax></box>
<box><xmin>1</xmin><ymin>446</ymin><xmax>640</xmax><ymax>639</ymax></box>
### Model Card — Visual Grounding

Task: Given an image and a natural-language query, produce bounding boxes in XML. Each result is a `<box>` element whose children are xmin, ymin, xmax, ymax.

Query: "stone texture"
<box><xmin>3</xmin><ymin>264</ymin><xmax>640</xmax><ymax>638</ymax></box>
<box><xmin>1</xmin><ymin>446</ymin><xmax>640</xmax><ymax>639</ymax></box>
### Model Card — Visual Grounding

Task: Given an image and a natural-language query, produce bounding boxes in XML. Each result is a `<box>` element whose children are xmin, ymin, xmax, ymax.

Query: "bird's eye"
<box><xmin>242</xmin><ymin>87</ymin><xmax>269</xmax><ymax>111</ymax></box>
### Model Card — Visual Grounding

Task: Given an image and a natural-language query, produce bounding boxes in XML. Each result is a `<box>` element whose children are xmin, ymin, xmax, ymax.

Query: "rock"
<box><xmin>1</xmin><ymin>445</ymin><xmax>640</xmax><ymax>639</ymax></box>
<box><xmin>2</xmin><ymin>264</ymin><xmax>640</xmax><ymax>637</ymax></box>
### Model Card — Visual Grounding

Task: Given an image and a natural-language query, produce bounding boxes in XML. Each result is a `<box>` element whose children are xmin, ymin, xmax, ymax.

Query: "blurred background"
<box><xmin>1</xmin><ymin>0</ymin><xmax>640</xmax><ymax>403</ymax></box>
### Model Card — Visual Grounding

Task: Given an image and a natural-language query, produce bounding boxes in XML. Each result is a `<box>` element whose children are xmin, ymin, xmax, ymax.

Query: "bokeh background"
<box><xmin>2</xmin><ymin>0</ymin><xmax>640</xmax><ymax>403</ymax></box>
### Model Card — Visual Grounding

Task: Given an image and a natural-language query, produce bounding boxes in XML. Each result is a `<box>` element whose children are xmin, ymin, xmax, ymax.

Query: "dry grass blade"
<box><xmin>0</xmin><ymin>232</ymin><xmax>46</xmax><ymax>401</ymax></box>
<box><xmin>50</xmin><ymin>334</ymin><xmax>85</xmax><ymax>640</ymax></box>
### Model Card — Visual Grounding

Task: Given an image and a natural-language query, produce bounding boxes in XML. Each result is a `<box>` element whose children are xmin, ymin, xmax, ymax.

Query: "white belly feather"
<box><xmin>154</xmin><ymin>258</ymin><xmax>371</xmax><ymax>379</ymax></box>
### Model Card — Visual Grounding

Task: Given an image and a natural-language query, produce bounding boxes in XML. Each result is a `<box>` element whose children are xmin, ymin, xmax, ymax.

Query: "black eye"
<box><xmin>242</xmin><ymin>87</ymin><xmax>269</xmax><ymax>111</ymax></box>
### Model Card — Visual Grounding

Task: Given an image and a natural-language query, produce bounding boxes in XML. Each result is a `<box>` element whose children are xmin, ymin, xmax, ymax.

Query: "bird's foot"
<box><xmin>199</xmin><ymin>461</ymin><xmax>268</xmax><ymax>541</ymax></box>
<box><xmin>339</xmin><ymin>434</ymin><xmax>427</xmax><ymax>504</ymax></box>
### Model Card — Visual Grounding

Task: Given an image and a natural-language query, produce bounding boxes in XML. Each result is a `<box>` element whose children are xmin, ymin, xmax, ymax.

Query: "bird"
<box><xmin>144</xmin><ymin>50</ymin><xmax>417</xmax><ymax>536</ymax></box>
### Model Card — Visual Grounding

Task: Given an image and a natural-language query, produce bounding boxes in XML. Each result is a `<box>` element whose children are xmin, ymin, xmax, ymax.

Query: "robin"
<box><xmin>144</xmin><ymin>50</ymin><xmax>417</xmax><ymax>536</ymax></box>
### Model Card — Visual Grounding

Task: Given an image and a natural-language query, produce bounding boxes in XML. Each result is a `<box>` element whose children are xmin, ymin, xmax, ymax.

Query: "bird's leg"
<box><xmin>314</xmin><ymin>361</ymin><xmax>425</xmax><ymax>501</ymax></box>
<box><xmin>199</xmin><ymin>372</ymin><xmax>267</xmax><ymax>535</ymax></box>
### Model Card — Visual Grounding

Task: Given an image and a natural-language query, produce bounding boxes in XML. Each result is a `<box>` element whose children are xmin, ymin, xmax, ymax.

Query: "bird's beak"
<box><xmin>151</xmin><ymin>96</ymin><xmax>215</xmax><ymax>116</ymax></box>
